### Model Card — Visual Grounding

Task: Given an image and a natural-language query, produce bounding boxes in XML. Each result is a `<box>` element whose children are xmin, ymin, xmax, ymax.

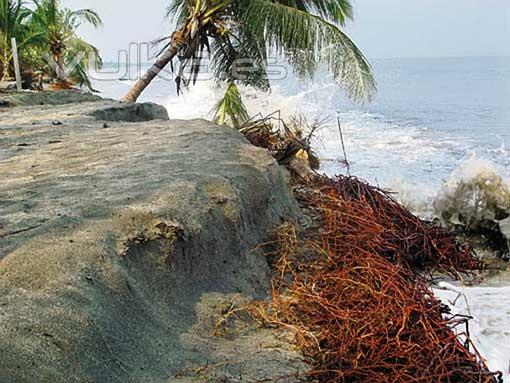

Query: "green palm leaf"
<box><xmin>72</xmin><ymin>9</ymin><xmax>103</xmax><ymax>28</ymax></box>
<box><xmin>239</xmin><ymin>0</ymin><xmax>376</xmax><ymax>102</ymax></box>
<box><xmin>277</xmin><ymin>0</ymin><xmax>353</xmax><ymax>25</ymax></box>
<box><xmin>29</xmin><ymin>0</ymin><xmax>103</xmax><ymax>90</ymax></box>
<box><xmin>212</xmin><ymin>81</ymin><xmax>249</xmax><ymax>128</ymax></box>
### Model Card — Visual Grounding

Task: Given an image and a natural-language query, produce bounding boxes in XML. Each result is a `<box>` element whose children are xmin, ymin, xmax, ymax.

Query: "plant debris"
<box><xmin>240</xmin><ymin>112</ymin><xmax>323</xmax><ymax>173</ymax></box>
<box><xmin>251</xmin><ymin>175</ymin><xmax>502</xmax><ymax>382</ymax></box>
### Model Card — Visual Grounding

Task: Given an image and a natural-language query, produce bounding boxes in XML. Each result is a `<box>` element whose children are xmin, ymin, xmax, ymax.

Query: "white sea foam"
<box><xmin>435</xmin><ymin>284</ymin><xmax>510</xmax><ymax>382</ymax></box>
<box><xmin>445</xmin><ymin>156</ymin><xmax>509</xmax><ymax>188</ymax></box>
<box><xmin>164</xmin><ymin>80</ymin><xmax>222</xmax><ymax>120</ymax></box>
<box><xmin>428</xmin><ymin>157</ymin><xmax>510</xmax><ymax>382</ymax></box>
<box><xmin>163</xmin><ymin>80</ymin><xmax>339</xmax><ymax>122</ymax></box>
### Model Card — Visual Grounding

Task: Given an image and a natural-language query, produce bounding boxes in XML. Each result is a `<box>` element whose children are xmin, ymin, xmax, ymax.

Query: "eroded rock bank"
<box><xmin>0</xmin><ymin>91</ymin><xmax>306</xmax><ymax>382</ymax></box>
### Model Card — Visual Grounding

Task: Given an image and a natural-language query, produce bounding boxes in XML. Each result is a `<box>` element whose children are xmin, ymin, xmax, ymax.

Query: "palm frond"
<box><xmin>28</xmin><ymin>0</ymin><xmax>103</xmax><ymax>87</ymax></box>
<box><xmin>210</xmin><ymin>29</ymin><xmax>270</xmax><ymax>90</ymax></box>
<box><xmin>304</xmin><ymin>0</ymin><xmax>353</xmax><ymax>25</ymax></box>
<box><xmin>239</xmin><ymin>0</ymin><xmax>376</xmax><ymax>102</ymax></box>
<box><xmin>68</xmin><ymin>36</ymin><xmax>102</xmax><ymax>69</ymax></box>
<box><xmin>72</xmin><ymin>9</ymin><xmax>103</xmax><ymax>28</ymax></box>
<box><xmin>274</xmin><ymin>0</ymin><xmax>353</xmax><ymax>25</ymax></box>
<box><xmin>166</xmin><ymin>0</ymin><xmax>188</xmax><ymax>23</ymax></box>
<box><xmin>212</xmin><ymin>81</ymin><xmax>249</xmax><ymax>128</ymax></box>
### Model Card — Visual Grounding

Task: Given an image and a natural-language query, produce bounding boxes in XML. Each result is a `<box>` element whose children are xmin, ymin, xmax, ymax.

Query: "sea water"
<box><xmin>94</xmin><ymin>56</ymin><xmax>510</xmax><ymax>380</ymax></box>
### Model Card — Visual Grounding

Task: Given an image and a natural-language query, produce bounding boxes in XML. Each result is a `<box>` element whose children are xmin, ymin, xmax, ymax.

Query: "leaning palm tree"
<box><xmin>0</xmin><ymin>0</ymin><xmax>36</xmax><ymax>80</ymax></box>
<box><xmin>30</xmin><ymin>0</ymin><xmax>102</xmax><ymax>90</ymax></box>
<box><xmin>123</xmin><ymin>0</ymin><xmax>376</xmax><ymax>125</ymax></box>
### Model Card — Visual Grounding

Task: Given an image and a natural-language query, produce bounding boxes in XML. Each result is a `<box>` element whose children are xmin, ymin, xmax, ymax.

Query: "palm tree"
<box><xmin>30</xmin><ymin>0</ymin><xmax>103</xmax><ymax>90</ymax></box>
<box><xmin>123</xmin><ymin>0</ymin><xmax>376</xmax><ymax>125</ymax></box>
<box><xmin>0</xmin><ymin>0</ymin><xmax>35</xmax><ymax>80</ymax></box>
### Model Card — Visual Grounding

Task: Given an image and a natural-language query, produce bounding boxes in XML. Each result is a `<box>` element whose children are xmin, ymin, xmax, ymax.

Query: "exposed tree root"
<box><xmin>243</xmin><ymin>121</ymin><xmax>503</xmax><ymax>383</ymax></box>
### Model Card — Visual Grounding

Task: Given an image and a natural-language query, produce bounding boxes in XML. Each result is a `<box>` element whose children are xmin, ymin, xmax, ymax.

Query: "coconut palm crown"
<box><xmin>123</xmin><ymin>0</ymin><xmax>376</xmax><ymax>127</ymax></box>
<box><xmin>30</xmin><ymin>0</ymin><xmax>103</xmax><ymax>90</ymax></box>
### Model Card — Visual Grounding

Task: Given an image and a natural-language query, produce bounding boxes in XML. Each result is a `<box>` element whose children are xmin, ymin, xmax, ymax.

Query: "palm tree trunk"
<box><xmin>54</xmin><ymin>53</ymin><xmax>63</xmax><ymax>82</ymax></box>
<box><xmin>122</xmin><ymin>42</ymin><xmax>182</xmax><ymax>103</ymax></box>
<box><xmin>2</xmin><ymin>65</ymin><xmax>10</xmax><ymax>81</ymax></box>
<box><xmin>2</xmin><ymin>51</ymin><xmax>11</xmax><ymax>81</ymax></box>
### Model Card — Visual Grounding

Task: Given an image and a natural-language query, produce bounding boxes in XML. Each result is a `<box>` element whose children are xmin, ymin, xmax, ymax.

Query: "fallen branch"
<box><xmin>0</xmin><ymin>224</ymin><xmax>41</xmax><ymax>238</ymax></box>
<box><xmin>337</xmin><ymin>117</ymin><xmax>350</xmax><ymax>174</ymax></box>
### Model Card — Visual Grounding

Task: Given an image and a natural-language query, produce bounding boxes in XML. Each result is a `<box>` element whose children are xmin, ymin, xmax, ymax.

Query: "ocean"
<box><xmin>94</xmin><ymin>56</ymin><xmax>510</xmax><ymax>381</ymax></box>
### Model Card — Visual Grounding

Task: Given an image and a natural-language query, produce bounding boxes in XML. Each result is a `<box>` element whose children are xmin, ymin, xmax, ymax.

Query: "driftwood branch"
<box><xmin>337</xmin><ymin>117</ymin><xmax>350</xmax><ymax>174</ymax></box>
<box><xmin>0</xmin><ymin>225</ymin><xmax>41</xmax><ymax>239</ymax></box>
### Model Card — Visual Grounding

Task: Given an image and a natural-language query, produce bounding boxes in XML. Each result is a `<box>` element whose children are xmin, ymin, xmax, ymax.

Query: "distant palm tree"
<box><xmin>123</xmin><ymin>0</ymin><xmax>376</xmax><ymax>126</ymax></box>
<box><xmin>30</xmin><ymin>0</ymin><xmax>103</xmax><ymax>90</ymax></box>
<box><xmin>0</xmin><ymin>0</ymin><xmax>35</xmax><ymax>80</ymax></box>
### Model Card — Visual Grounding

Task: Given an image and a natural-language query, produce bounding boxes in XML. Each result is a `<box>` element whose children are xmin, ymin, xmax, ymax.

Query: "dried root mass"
<box><xmin>257</xmin><ymin>176</ymin><xmax>502</xmax><ymax>383</ymax></box>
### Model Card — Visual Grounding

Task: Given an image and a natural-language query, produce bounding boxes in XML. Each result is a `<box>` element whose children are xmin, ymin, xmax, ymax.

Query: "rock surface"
<box><xmin>0</xmin><ymin>91</ymin><xmax>306</xmax><ymax>382</ymax></box>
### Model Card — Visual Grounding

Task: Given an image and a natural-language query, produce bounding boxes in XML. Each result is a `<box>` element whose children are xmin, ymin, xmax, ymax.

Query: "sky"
<box><xmin>64</xmin><ymin>0</ymin><xmax>510</xmax><ymax>61</ymax></box>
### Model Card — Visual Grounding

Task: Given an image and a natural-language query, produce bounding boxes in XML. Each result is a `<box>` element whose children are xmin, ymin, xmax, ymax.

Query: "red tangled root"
<box><xmin>255</xmin><ymin>176</ymin><xmax>502</xmax><ymax>383</ymax></box>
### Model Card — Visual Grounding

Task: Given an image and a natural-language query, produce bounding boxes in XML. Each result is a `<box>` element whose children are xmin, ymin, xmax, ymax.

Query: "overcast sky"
<box><xmin>64</xmin><ymin>0</ymin><xmax>510</xmax><ymax>61</ymax></box>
